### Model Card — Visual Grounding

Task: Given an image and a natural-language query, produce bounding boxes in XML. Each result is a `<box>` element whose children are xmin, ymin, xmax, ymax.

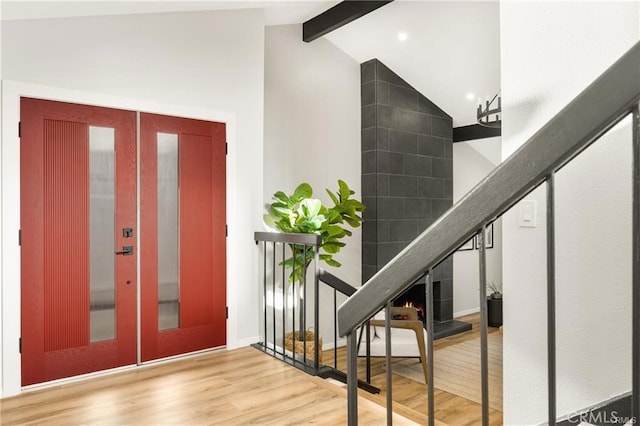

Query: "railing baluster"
<box><xmin>366</xmin><ymin>322</ymin><xmax>371</xmax><ymax>383</ymax></box>
<box><xmin>385</xmin><ymin>302</ymin><xmax>393</xmax><ymax>426</ymax></box>
<box><xmin>347</xmin><ymin>331</ymin><xmax>358</xmax><ymax>425</ymax></box>
<box><xmin>478</xmin><ymin>229</ymin><xmax>489</xmax><ymax>426</ymax></box>
<box><xmin>292</xmin><ymin>243</ymin><xmax>297</xmax><ymax>362</ymax></box>
<box><xmin>547</xmin><ymin>174</ymin><xmax>557</xmax><ymax>426</ymax></box>
<box><xmin>632</xmin><ymin>103</ymin><xmax>640</xmax><ymax>421</ymax></box>
<box><xmin>282</xmin><ymin>242</ymin><xmax>286</xmax><ymax>357</ymax></box>
<box><xmin>272</xmin><ymin>241</ymin><xmax>277</xmax><ymax>354</ymax></box>
<box><xmin>303</xmin><ymin>244</ymin><xmax>307</xmax><ymax>364</ymax></box>
<box><xmin>263</xmin><ymin>241</ymin><xmax>267</xmax><ymax>348</ymax></box>
<box><xmin>426</xmin><ymin>268</ymin><xmax>435</xmax><ymax>426</ymax></box>
<box><xmin>314</xmin><ymin>243</ymin><xmax>320</xmax><ymax>369</ymax></box>
<box><xmin>334</xmin><ymin>288</ymin><xmax>338</xmax><ymax>370</ymax></box>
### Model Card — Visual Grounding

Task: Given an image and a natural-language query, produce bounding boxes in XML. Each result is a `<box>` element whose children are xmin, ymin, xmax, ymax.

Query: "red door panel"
<box><xmin>21</xmin><ymin>98</ymin><xmax>137</xmax><ymax>386</ymax></box>
<box><xmin>43</xmin><ymin>119</ymin><xmax>90</xmax><ymax>352</ymax></box>
<box><xmin>140</xmin><ymin>113</ymin><xmax>226</xmax><ymax>362</ymax></box>
<box><xmin>180</xmin><ymin>134</ymin><xmax>215</xmax><ymax>327</ymax></box>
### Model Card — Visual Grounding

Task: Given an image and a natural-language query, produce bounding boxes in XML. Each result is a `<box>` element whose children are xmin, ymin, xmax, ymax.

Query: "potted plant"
<box><xmin>264</xmin><ymin>180</ymin><xmax>364</xmax><ymax>355</ymax></box>
<box><xmin>488</xmin><ymin>281</ymin><xmax>502</xmax><ymax>299</ymax></box>
<box><xmin>264</xmin><ymin>180</ymin><xmax>364</xmax><ymax>282</ymax></box>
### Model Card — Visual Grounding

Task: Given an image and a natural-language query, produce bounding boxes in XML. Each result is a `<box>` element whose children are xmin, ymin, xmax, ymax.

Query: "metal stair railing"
<box><xmin>253</xmin><ymin>232</ymin><xmax>322</xmax><ymax>373</ymax></box>
<box><xmin>338</xmin><ymin>40</ymin><xmax>640</xmax><ymax>425</ymax></box>
<box><xmin>253</xmin><ymin>232</ymin><xmax>379</xmax><ymax>393</ymax></box>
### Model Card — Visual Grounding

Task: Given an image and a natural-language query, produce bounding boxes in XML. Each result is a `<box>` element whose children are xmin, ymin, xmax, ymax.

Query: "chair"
<box><xmin>357</xmin><ymin>306</ymin><xmax>428</xmax><ymax>384</ymax></box>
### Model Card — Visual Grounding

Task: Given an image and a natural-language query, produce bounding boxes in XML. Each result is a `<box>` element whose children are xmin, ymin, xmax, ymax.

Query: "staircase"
<box><xmin>338</xmin><ymin>41</ymin><xmax>640</xmax><ymax>425</ymax></box>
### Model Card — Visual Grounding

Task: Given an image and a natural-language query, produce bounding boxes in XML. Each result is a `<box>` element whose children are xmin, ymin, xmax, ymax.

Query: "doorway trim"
<box><xmin>1</xmin><ymin>80</ymin><xmax>238</xmax><ymax>398</ymax></box>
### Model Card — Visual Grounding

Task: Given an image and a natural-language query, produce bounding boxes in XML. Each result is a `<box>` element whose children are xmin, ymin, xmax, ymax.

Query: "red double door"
<box><xmin>20</xmin><ymin>98</ymin><xmax>226</xmax><ymax>386</ymax></box>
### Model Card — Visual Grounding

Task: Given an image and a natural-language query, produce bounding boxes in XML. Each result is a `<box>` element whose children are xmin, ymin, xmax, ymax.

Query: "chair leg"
<box><xmin>412</xmin><ymin>326</ymin><xmax>429</xmax><ymax>384</ymax></box>
<box><xmin>370</xmin><ymin>317</ymin><xmax>429</xmax><ymax>384</ymax></box>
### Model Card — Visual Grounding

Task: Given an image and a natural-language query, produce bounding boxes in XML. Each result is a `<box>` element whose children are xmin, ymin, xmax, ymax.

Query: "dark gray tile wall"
<box><xmin>361</xmin><ymin>59</ymin><xmax>454</xmax><ymax>322</ymax></box>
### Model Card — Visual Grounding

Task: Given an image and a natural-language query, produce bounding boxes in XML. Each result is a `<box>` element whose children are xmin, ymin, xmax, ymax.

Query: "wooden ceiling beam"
<box><xmin>453</xmin><ymin>124</ymin><xmax>501</xmax><ymax>143</ymax></box>
<box><xmin>303</xmin><ymin>1</ymin><xmax>393</xmax><ymax>43</ymax></box>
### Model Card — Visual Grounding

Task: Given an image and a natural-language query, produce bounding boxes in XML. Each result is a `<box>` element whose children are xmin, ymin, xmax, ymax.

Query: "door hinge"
<box><xmin>225</xmin><ymin>143</ymin><xmax>228</xmax><ymax>155</ymax></box>
<box><xmin>18</xmin><ymin>229</ymin><xmax>21</xmax><ymax>246</ymax></box>
<box><xmin>18</xmin><ymin>122</ymin><xmax>21</xmax><ymax>138</ymax></box>
<box><xmin>226</xmin><ymin>307</ymin><xmax>229</xmax><ymax>319</ymax></box>
<box><xmin>19</xmin><ymin>337</ymin><xmax>22</xmax><ymax>354</ymax></box>
<box><xmin>225</xmin><ymin>225</ymin><xmax>228</xmax><ymax>237</ymax></box>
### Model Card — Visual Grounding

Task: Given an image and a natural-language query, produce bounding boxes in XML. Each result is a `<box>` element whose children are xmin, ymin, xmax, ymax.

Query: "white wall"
<box><xmin>1</xmin><ymin>8</ymin><xmax>265</xmax><ymax>396</ymax></box>
<box><xmin>501</xmin><ymin>2</ymin><xmax>639</xmax><ymax>423</ymax></box>
<box><xmin>0</xmin><ymin>1</ymin><xmax>4</xmax><ymax>399</ymax></box>
<box><xmin>264</xmin><ymin>24</ymin><xmax>361</xmax><ymax>345</ymax></box>
<box><xmin>453</xmin><ymin>137</ymin><xmax>502</xmax><ymax>317</ymax></box>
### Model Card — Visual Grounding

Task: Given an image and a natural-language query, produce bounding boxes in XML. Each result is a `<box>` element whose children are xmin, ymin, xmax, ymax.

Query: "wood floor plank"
<box><xmin>2</xmin><ymin>313</ymin><xmax>498</xmax><ymax>425</ymax></box>
<box><xmin>322</xmin><ymin>313</ymin><xmax>503</xmax><ymax>425</ymax></box>
<box><xmin>0</xmin><ymin>346</ymin><xmax>419</xmax><ymax>425</ymax></box>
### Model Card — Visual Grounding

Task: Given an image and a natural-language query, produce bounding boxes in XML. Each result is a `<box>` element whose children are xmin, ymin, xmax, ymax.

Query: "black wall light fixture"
<box><xmin>453</xmin><ymin>92</ymin><xmax>502</xmax><ymax>142</ymax></box>
<box><xmin>477</xmin><ymin>92</ymin><xmax>501</xmax><ymax>128</ymax></box>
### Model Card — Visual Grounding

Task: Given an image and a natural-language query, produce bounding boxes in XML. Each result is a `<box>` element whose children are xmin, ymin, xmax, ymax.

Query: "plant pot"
<box><xmin>284</xmin><ymin>330</ymin><xmax>323</xmax><ymax>363</ymax></box>
<box><xmin>487</xmin><ymin>297</ymin><xmax>503</xmax><ymax>327</ymax></box>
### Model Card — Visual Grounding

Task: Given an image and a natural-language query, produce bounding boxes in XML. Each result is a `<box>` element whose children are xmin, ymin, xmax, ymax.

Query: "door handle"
<box><xmin>115</xmin><ymin>246</ymin><xmax>133</xmax><ymax>256</ymax></box>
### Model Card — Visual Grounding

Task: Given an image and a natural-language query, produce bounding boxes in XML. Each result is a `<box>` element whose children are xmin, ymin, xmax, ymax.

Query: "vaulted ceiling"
<box><xmin>1</xmin><ymin>0</ymin><xmax>500</xmax><ymax>126</ymax></box>
<box><xmin>324</xmin><ymin>1</ymin><xmax>500</xmax><ymax>127</ymax></box>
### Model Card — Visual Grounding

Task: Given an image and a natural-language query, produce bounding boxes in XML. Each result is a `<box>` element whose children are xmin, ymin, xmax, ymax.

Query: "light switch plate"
<box><xmin>518</xmin><ymin>200</ymin><xmax>537</xmax><ymax>227</ymax></box>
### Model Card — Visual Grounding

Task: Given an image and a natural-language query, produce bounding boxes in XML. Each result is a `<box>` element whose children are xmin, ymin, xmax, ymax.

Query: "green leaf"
<box><xmin>326</xmin><ymin>188</ymin><xmax>339</xmax><ymax>205</ymax></box>
<box><xmin>322</xmin><ymin>241</ymin><xmax>345</xmax><ymax>254</ymax></box>
<box><xmin>325</xmin><ymin>225</ymin><xmax>346</xmax><ymax>238</ymax></box>
<box><xmin>319</xmin><ymin>254</ymin><xmax>341</xmax><ymax>267</ymax></box>
<box><xmin>344</xmin><ymin>199</ymin><xmax>365</xmax><ymax>211</ymax></box>
<box><xmin>303</xmin><ymin>215</ymin><xmax>326</xmax><ymax>230</ymax></box>
<box><xmin>270</xmin><ymin>201</ymin><xmax>287</xmax><ymax>209</ymax></box>
<box><xmin>292</xmin><ymin>183</ymin><xmax>313</xmax><ymax>201</ymax></box>
<box><xmin>326</xmin><ymin>209</ymin><xmax>342</xmax><ymax>224</ymax></box>
<box><xmin>344</xmin><ymin>217</ymin><xmax>361</xmax><ymax>228</ymax></box>
<box><xmin>338</xmin><ymin>180</ymin><xmax>351</xmax><ymax>200</ymax></box>
<box><xmin>273</xmin><ymin>191</ymin><xmax>289</xmax><ymax>203</ymax></box>
<box><xmin>271</xmin><ymin>205</ymin><xmax>291</xmax><ymax>217</ymax></box>
<box><xmin>299</xmin><ymin>198</ymin><xmax>322</xmax><ymax>218</ymax></box>
<box><xmin>329</xmin><ymin>259</ymin><xmax>341</xmax><ymax>267</ymax></box>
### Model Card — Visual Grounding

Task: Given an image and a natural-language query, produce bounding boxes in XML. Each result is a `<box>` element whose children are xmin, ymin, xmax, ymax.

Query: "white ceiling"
<box><xmin>1</xmin><ymin>0</ymin><xmax>500</xmax><ymax>126</ymax></box>
<box><xmin>325</xmin><ymin>1</ymin><xmax>500</xmax><ymax>126</ymax></box>
<box><xmin>0</xmin><ymin>1</ymin><xmax>338</xmax><ymax>25</ymax></box>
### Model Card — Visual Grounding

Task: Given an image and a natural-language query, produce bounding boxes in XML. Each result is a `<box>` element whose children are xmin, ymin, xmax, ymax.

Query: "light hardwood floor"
<box><xmin>322</xmin><ymin>313</ymin><xmax>503</xmax><ymax>426</ymax></box>
<box><xmin>1</xmin><ymin>346</ymin><xmax>424</xmax><ymax>425</ymax></box>
<box><xmin>1</xmin><ymin>314</ymin><xmax>498</xmax><ymax>425</ymax></box>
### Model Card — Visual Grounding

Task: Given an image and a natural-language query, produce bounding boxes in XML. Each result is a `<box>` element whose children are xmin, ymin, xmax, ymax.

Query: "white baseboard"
<box><xmin>322</xmin><ymin>339</ymin><xmax>346</xmax><ymax>351</ymax></box>
<box><xmin>227</xmin><ymin>335</ymin><xmax>260</xmax><ymax>350</ymax></box>
<box><xmin>454</xmin><ymin>307</ymin><xmax>480</xmax><ymax>318</ymax></box>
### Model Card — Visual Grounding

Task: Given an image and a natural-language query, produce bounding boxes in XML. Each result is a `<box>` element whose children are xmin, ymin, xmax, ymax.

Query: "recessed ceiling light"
<box><xmin>397</xmin><ymin>32</ymin><xmax>408</xmax><ymax>41</ymax></box>
<box><xmin>466</xmin><ymin>92</ymin><xmax>475</xmax><ymax>100</ymax></box>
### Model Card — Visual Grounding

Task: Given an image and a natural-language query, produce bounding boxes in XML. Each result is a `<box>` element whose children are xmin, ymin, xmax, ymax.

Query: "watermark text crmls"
<box><xmin>568</xmin><ymin>410</ymin><xmax>636</xmax><ymax>425</ymax></box>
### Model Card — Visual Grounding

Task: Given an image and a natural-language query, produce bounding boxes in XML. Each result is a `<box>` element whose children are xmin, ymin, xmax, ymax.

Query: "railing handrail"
<box><xmin>255</xmin><ymin>231</ymin><xmax>322</xmax><ymax>246</ymax></box>
<box><xmin>338</xmin><ymin>40</ymin><xmax>640</xmax><ymax>337</ymax></box>
<box><xmin>318</xmin><ymin>269</ymin><xmax>358</xmax><ymax>297</ymax></box>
